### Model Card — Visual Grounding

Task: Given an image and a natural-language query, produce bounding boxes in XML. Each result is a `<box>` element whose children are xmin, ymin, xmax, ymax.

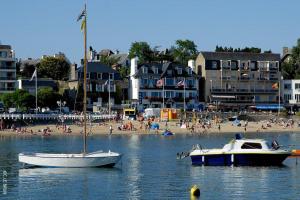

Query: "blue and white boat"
<box><xmin>189</xmin><ymin>134</ymin><xmax>291</xmax><ymax>166</ymax></box>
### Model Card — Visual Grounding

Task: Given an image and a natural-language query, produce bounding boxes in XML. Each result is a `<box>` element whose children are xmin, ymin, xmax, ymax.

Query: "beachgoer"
<box><xmin>109</xmin><ymin>125</ymin><xmax>113</xmax><ymax>134</ymax></box>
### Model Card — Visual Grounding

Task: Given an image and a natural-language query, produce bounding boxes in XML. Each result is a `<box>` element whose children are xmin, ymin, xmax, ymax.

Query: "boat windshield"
<box><xmin>241</xmin><ymin>142</ymin><xmax>262</xmax><ymax>149</ymax></box>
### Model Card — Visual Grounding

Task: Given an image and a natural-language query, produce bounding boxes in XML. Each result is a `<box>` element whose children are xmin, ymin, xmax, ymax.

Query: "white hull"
<box><xmin>19</xmin><ymin>151</ymin><xmax>122</xmax><ymax>168</ymax></box>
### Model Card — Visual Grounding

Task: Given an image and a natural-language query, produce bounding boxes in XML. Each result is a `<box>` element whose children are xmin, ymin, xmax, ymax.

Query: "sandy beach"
<box><xmin>1</xmin><ymin>119</ymin><xmax>300</xmax><ymax>137</ymax></box>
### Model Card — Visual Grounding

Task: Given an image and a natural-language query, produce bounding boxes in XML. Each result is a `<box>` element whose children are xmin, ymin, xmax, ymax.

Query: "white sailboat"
<box><xmin>19</xmin><ymin>4</ymin><xmax>122</xmax><ymax>168</ymax></box>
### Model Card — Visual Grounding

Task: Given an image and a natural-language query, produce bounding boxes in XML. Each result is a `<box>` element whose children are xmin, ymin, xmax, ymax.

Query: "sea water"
<box><xmin>0</xmin><ymin>133</ymin><xmax>300</xmax><ymax>200</ymax></box>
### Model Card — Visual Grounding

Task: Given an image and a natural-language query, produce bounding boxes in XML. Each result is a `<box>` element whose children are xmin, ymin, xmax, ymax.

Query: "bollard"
<box><xmin>190</xmin><ymin>185</ymin><xmax>200</xmax><ymax>197</ymax></box>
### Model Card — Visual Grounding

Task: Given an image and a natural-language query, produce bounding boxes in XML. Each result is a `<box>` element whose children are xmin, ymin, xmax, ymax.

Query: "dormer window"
<box><xmin>177</xmin><ymin>68</ymin><xmax>182</xmax><ymax>75</ymax></box>
<box><xmin>86</xmin><ymin>73</ymin><xmax>90</xmax><ymax>79</ymax></box>
<box><xmin>109</xmin><ymin>73</ymin><xmax>114</xmax><ymax>80</ymax></box>
<box><xmin>97</xmin><ymin>73</ymin><xmax>102</xmax><ymax>80</ymax></box>
<box><xmin>142</xmin><ymin>67</ymin><xmax>148</xmax><ymax>74</ymax></box>
<box><xmin>154</xmin><ymin>67</ymin><xmax>158</xmax><ymax>74</ymax></box>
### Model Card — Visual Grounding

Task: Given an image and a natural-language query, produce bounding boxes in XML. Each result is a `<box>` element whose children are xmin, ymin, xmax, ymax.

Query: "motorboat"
<box><xmin>188</xmin><ymin>134</ymin><xmax>291</xmax><ymax>166</ymax></box>
<box><xmin>18</xmin><ymin>4</ymin><xmax>122</xmax><ymax>168</ymax></box>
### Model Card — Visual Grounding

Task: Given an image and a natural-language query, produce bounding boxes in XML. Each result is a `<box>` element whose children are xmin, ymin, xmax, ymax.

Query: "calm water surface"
<box><xmin>1</xmin><ymin>132</ymin><xmax>300</xmax><ymax>200</ymax></box>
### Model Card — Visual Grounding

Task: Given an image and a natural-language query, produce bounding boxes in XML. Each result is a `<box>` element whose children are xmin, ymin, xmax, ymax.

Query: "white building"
<box><xmin>282</xmin><ymin>79</ymin><xmax>300</xmax><ymax>105</ymax></box>
<box><xmin>0</xmin><ymin>45</ymin><xmax>17</xmax><ymax>93</ymax></box>
<box><xmin>130</xmin><ymin>58</ymin><xmax>199</xmax><ymax>110</ymax></box>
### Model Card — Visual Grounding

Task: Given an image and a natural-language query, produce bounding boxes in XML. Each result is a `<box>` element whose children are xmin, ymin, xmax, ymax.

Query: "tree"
<box><xmin>118</xmin><ymin>66</ymin><xmax>129</xmax><ymax>79</ymax></box>
<box><xmin>38</xmin><ymin>57</ymin><xmax>70</xmax><ymax>80</ymax></box>
<box><xmin>128</xmin><ymin>42</ymin><xmax>153</xmax><ymax>63</ymax></box>
<box><xmin>0</xmin><ymin>89</ymin><xmax>35</xmax><ymax>111</ymax></box>
<box><xmin>37</xmin><ymin>87</ymin><xmax>62</xmax><ymax>109</ymax></box>
<box><xmin>215</xmin><ymin>46</ymin><xmax>262</xmax><ymax>53</ymax></box>
<box><xmin>171</xmin><ymin>39</ymin><xmax>198</xmax><ymax>65</ymax></box>
<box><xmin>281</xmin><ymin>38</ymin><xmax>300</xmax><ymax>79</ymax></box>
<box><xmin>100</xmin><ymin>55</ymin><xmax>120</xmax><ymax>67</ymax></box>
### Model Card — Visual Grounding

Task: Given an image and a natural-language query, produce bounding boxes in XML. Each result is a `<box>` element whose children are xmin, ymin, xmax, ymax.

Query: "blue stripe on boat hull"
<box><xmin>191</xmin><ymin>153</ymin><xmax>290</xmax><ymax>166</ymax></box>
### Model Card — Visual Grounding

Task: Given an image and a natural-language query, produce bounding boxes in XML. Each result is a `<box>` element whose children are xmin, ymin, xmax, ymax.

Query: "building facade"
<box><xmin>0</xmin><ymin>45</ymin><xmax>17</xmax><ymax>93</ymax></box>
<box><xmin>68</xmin><ymin>61</ymin><xmax>126</xmax><ymax>111</ymax></box>
<box><xmin>130</xmin><ymin>58</ymin><xmax>199</xmax><ymax>110</ymax></box>
<box><xmin>195</xmin><ymin>52</ymin><xmax>281</xmax><ymax>110</ymax></box>
<box><xmin>282</xmin><ymin>79</ymin><xmax>300</xmax><ymax>105</ymax></box>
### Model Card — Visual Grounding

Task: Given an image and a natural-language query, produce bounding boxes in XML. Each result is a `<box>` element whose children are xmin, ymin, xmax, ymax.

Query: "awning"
<box><xmin>255</xmin><ymin>104</ymin><xmax>284</xmax><ymax>110</ymax></box>
<box><xmin>211</xmin><ymin>95</ymin><xmax>236</xmax><ymax>99</ymax></box>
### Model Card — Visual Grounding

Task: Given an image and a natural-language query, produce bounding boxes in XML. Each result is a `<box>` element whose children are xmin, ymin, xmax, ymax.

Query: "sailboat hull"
<box><xmin>19</xmin><ymin>151</ymin><xmax>122</xmax><ymax>168</ymax></box>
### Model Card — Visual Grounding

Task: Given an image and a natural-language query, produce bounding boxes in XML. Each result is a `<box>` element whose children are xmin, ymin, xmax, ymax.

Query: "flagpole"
<box><xmin>278</xmin><ymin>80</ymin><xmax>280</xmax><ymax>116</ymax></box>
<box><xmin>83</xmin><ymin>3</ymin><xmax>87</xmax><ymax>154</ymax></box>
<box><xmin>35</xmin><ymin>67</ymin><xmax>38</xmax><ymax>114</ymax></box>
<box><xmin>162</xmin><ymin>77</ymin><xmax>165</xmax><ymax>109</ymax></box>
<box><xmin>184</xmin><ymin>77</ymin><xmax>186</xmax><ymax>113</ymax></box>
<box><xmin>108</xmin><ymin>76</ymin><xmax>111</xmax><ymax>122</ymax></box>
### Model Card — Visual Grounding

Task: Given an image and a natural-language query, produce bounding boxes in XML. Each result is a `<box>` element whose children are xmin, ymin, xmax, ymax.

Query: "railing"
<box><xmin>211</xmin><ymin>88</ymin><xmax>278</xmax><ymax>93</ymax></box>
<box><xmin>0</xmin><ymin>113</ymin><xmax>116</xmax><ymax>120</ymax></box>
<box><xmin>0</xmin><ymin>87</ymin><xmax>15</xmax><ymax>91</ymax></box>
<box><xmin>0</xmin><ymin>77</ymin><xmax>15</xmax><ymax>80</ymax></box>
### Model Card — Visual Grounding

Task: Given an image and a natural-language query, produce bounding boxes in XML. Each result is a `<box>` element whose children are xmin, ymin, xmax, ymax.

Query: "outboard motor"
<box><xmin>235</xmin><ymin>133</ymin><xmax>242</xmax><ymax>140</ymax></box>
<box><xmin>271</xmin><ymin>140</ymin><xmax>280</xmax><ymax>150</ymax></box>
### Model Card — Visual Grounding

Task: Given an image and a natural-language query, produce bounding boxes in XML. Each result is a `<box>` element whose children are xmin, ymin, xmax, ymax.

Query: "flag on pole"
<box><xmin>104</xmin><ymin>80</ymin><xmax>109</xmax><ymax>86</ymax></box>
<box><xmin>156</xmin><ymin>79</ymin><xmax>164</xmax><ymax>87</ymax></box>
<box><xmin>272</xmin><ymin>82</ymin><xmax>279</xmax><ymax>89</ymax></box>
<box><xmin>30</xmin><ymin>69</ymin><xmax>37</xmax><ymax>81</ymax></box>
<box><xmin>177</xmin><ymin>80</ymin><xmax>185</xmax><ymax>87</ymax></box>
<box><xmin>77</xmin><ymin>9</ymin><xmax>86</xmax><ymax>21</ymax></box>
<box><xmin>77</xmin><ymin>8</ymin><xmax>86</xmax><ymax>31</ymax></box>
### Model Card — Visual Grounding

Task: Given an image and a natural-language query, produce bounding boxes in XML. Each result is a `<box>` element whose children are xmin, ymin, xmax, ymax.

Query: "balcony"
<box><xmin>0</xmin><ymin>77</ymin><xmax>16</xmax><ymax>80</ymax></box>
<box><xmin>211</xmin><ymin>88</ymin><xmax>278</xmax><ymax>94</ymax></box>
<box><xmin>0</xmin><ymin>87</ymin><xmax>15</xmax><ymax>91</ymax></box>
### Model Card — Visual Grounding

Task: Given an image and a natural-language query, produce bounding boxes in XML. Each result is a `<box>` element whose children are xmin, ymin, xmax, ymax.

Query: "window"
<box><xmin>0</xmin><ymin>51</ymin><xmax>7</xmax><ymax>58</ymax></box>
<box><xmin>241</xmin><ymin>142</ymin><xmax>262</xmax><ymax>149</ymax></box>
<box><xmin>188</xmin><ymin>68</ymin><xmax>192</xmax><ymax>75</ymax></box>
<box><xmin>97</xmin><ymin>73</ymin><xmax>102</xmax><ymax>80</ymax></box>
<box><xmin>165</xmin><ymin>78</ymin><xmax>173</xmax><ymax>86</ymax></box>
<box><xmin>295</xmin><ymin>83</ymin><xmax>300</xmax><ymax>89</ymax></box>
<box><xmin>250</xmin><ymin>61</ymin><xmax>257</xmax><ymax>70</ymax></box>
<box><xmin>177</xmin><ymin>68</ymin><xmax>182</xmax><ymax>75</ymax></box>
<box><xmin>141</xmin><ymin>78</ymin><xmax>148</xmax><ymax>86</ymax></box>
<box><xmin>167</xmin><ymin>70</ymin><xmax>172</xmax><ymax>75</ymax></box>
<box><xmin>295</xmin><ymin>94</ymin><xmax>300</xmax><ymax>102</ymax></box>
<box><xmin>151</xmin><ymin>92</ymin><xmax>161</xmax><ymax>97</ymax></box>
<box><xmin>284</xmin><ymin>84</ymin><xmax>291</xmax><ymax>90</ymax></box>
<box><xmin>142</xmin><ymin>67</ymin><xmax>148</xmax><ymax>74</ymax></box>
<box><xmin>212</xmin><ymin>61</ymin><xmax>217</xmax><ymax>69</ymax></box>
<box><xmin>165</xmin><ymin>91</ymin><xmax>174</xmax><ymax>98</ymax></box>
<box><xmin>154</xmin><ymin>68</ymin><xmax>158</xmax><ymax>74</ymax></box>
<box><xmin>86</xmin><ymin>73</ymin><xmax>90</xmax><ymax>79</ymax></box>
<box><xmin>109</xmin><ymin>73</ymin><xmax>114</xmax><ymax>80</ymax></box>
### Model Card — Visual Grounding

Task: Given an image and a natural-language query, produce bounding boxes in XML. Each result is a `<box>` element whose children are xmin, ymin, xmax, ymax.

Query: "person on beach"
<box><xmin>109</xmin><ymin>125</ymin><xmax>113</xmax><ymax>134</ymax></box>
<box><xmin>218</xmin><ymin>124</ymin><xmax>221</xmax><ymax>131</ymax></box>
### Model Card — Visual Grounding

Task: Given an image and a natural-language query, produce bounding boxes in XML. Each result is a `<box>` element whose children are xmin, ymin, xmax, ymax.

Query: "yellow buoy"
<box><xmin>190</xmin><ymin>185</ymin><xmax>200</xmax><ymax>197</ymax></box>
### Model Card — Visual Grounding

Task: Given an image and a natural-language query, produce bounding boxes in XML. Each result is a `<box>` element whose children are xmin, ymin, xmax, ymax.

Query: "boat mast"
<box><xmin>83</xmin><ymin>3</ymin><xmax>87</xmax><ymax>154</ymax></box>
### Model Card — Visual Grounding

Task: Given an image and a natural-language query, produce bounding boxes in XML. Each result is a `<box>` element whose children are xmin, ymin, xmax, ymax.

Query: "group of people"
<box><xmin>117</xmin><ymin>121</ymin><xmax>135</xmax><ymax>131</ymax></box>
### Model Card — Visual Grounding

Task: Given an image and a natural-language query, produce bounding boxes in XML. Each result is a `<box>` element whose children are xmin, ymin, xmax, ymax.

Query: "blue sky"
<box><xmin>1</xmin><ymin>0</ymin><xmax>300</xmax><ymax>64</ymax></box>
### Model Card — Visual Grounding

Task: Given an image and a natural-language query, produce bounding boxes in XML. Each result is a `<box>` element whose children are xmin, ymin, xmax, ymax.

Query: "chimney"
<box><xmin>188</xmin><ymin>59</ymin><xmax>195</xmax><ymax>72</ymax></box>
<box><xmin>282</xmin><ymin>47</ymin><xmax>289</xmax><ymax>57</ymax></box>
<box><xmin>130</xmin><ymin>57</ymin><xmax>138</xmax><ymax>76</ymax></box>
<box><xmin>70</xmin><ymin>63</ymin><xmax>77</xmax><ymax>80</ymax></box>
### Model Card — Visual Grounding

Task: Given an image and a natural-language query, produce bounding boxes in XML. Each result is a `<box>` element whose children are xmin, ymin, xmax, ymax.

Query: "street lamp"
<box><xmin>210</xmin><ymin>80</ymin><xmax>213</xmax><ymax>103</ymax></box>
<box><xmin>57</xmin><ymin>100</ymin><xmax>66</xmax><ymax>114</ymax></box>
